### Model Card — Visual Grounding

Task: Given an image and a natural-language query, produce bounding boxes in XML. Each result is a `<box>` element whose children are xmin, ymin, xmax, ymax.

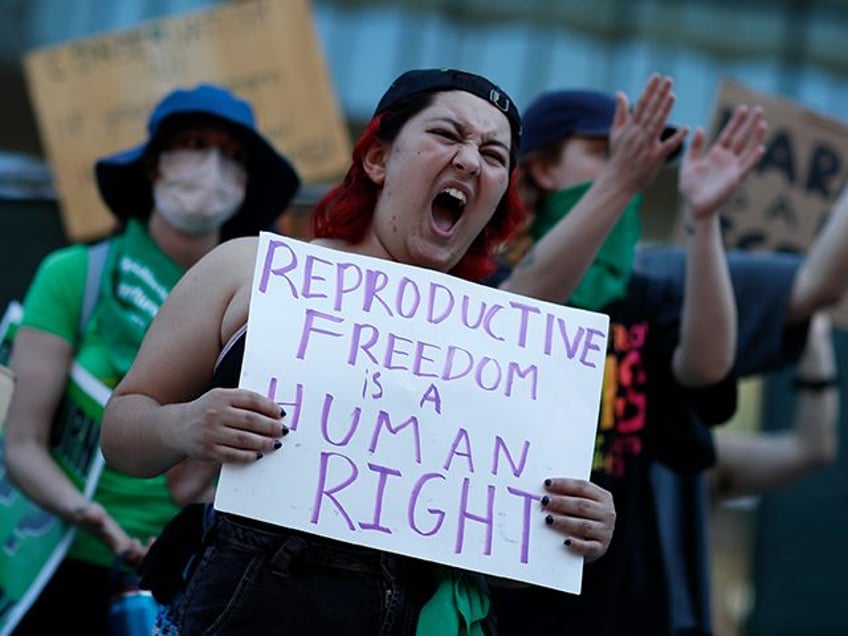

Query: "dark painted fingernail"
<box><xmin>280</xmin><ymin>407</ymin><xmax>287</xmax><ymax>418</ymax></box>
<box><xmin>541</xmin><ymin>496</ymin><xmax>550</xmax><ymax>506</ymax></box>
<box><xmin>281</xmin><ymin>425</ymin><xmax>289</xmax><ymax>436</ymax></box>
<box><xmin>273</xmin><ymin>440</ymin><xmax>282</xmax><ymax>450</ymax></box>
<box><xmin>256</xmin><ymin>452</ymin><xmax>264</xmax><ymax>460</ymax></box>
<box><xmin>564</xmin><ymin>539</ymin><xmax>572</xmax><ymax>547</ymax></box>
<box><xmin>545</xmin><ymin>514</ymin><xmax>554</xmax><ymax>526</ymax></box>
<box><xmin>544</xmin><ymin>479</ymin><xmax>552</xmax><ymax>488</ymax></box>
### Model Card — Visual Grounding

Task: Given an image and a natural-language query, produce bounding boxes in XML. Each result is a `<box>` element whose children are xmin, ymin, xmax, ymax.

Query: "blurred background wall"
<box><xmin>1</xmin><ymin>1</ymin><xmax>846</xmax><ymax>634</ymax></box>
<box><xmin>3</xmin><ymin>0</ymin><xmax>848</xmax><ymax>154</ymax></box>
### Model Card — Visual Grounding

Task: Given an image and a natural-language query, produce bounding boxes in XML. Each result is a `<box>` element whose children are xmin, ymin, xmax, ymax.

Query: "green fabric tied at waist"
<box><xmin>416</xmin><ymin>568</ymin><xmax>490</xmax><ymax>636</ymax></box>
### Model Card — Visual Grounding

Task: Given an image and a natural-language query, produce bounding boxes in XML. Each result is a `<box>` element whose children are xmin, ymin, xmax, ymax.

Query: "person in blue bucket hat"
<box><xmin>96</xmin><ymin>82</ymin><xmax>300</xmax><ymax>241</ymax></box>
<box><xmin>4</xmin><ymin>83</ymin><xmax>300</xmax><ymax>635</ymax></box>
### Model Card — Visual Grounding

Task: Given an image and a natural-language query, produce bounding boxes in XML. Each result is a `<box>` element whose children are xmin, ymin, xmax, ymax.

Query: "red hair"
<box><xmin>311</xmin><ymin>112</ymin><xmax>527</xmax><ymax>282</ymax></box>
<box><xmin>311</xmin><ymin>117</ymin><xmax>382</xmax><ymax>246</ymax></box>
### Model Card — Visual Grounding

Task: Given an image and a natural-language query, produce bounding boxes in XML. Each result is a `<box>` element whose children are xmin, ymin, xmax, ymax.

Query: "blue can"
<box><xmin>108</xmin><ymin>589</ymin><xmax>160</xmax><ymax>636</ymax></box>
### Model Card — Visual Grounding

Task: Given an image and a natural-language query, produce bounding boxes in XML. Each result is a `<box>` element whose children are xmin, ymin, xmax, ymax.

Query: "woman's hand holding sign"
<box><xmin>542</xmin><ymin>478</ymin><xmax>616</xmax><ymax>563</ymax></box>
<box><xmin>175</xmin><ymin>387</ymin><xmax>288</xmax><ymax>463</ymax></box>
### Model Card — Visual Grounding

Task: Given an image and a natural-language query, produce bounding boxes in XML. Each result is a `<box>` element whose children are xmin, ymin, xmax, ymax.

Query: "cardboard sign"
<box><xmin>215</xmin><ymin>233</ymin><xmax>610</xmax><ymax>593</ymax></box>
<box><xmin>23</xmin><ymin>0</ymin><xmax>351</xmax><ymax>241</ymax></box>
<box><xmin>706</xmin><ymin>79</ymin><xmax>848</xmax><ymax>326</ymax></box>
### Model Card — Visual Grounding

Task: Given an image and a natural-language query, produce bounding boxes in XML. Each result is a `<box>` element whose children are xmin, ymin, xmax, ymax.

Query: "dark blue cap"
<box><xmin>374</xmin><ymin>68</ymin><xmax>522</xmax><ymax>169</ymax></box>
<box><xmin>519</xmin><ymin>89</ymin><xmax>680</xmax><ymax>161</ymax></box>
<box><xmin>95</xmin><ymin>83</ymin><xmax>301</xmax><ymax>240</ymax></box>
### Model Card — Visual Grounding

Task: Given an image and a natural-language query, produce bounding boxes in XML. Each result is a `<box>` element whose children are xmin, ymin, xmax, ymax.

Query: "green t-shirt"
<box><xmin>21</xmin><ymin>237</ymin><xmax>181</xmax><ymax>569</ymax></box>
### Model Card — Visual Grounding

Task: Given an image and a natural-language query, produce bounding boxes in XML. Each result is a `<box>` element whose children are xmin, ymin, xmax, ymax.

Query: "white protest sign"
<box><xmin>215</xmin><ymin>232</ymin><xmax>609</xmax><ymax>593</ymax></box>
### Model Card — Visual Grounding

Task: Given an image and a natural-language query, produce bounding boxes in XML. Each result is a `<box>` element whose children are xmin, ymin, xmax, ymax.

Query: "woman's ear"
<box><xmin>362</xmin><ymin>139</ymin><xmax>388</xmax><ymax>185</ymax></box>
<box><xmin>524</xmin><ymin>156</ymin><xmax>558</xmax><ymax>192</ymax></box>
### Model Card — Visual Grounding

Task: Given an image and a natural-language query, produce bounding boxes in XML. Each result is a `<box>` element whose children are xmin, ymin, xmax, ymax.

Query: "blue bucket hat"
<box><xmin>95</xmin><ymin>83</ymin><xmax>301</xmax><ymax>240</ymax></box>
<box><xmin>519</xmin><ymin>89</ymin><xmax>681</xmax><ymax>162</ymax></box>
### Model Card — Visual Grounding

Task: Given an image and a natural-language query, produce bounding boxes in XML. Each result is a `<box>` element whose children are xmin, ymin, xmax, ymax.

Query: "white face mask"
<box><xmin>153</xmin><ymin>148</ymin><xmax>248</xmax><ymax>235</ymax></box>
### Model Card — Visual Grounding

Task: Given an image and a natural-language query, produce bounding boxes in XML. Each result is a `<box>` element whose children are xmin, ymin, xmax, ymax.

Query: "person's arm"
<box><xmin>5</xmin><ymin>245</ymin><xmax>151</xmax><ymax>561</ymax></box>
<box><xmin>6</xmin><ymin>329</ymin><xmax>85</xmax><ymax>518</ymax></box>
<box><xmin>500</xmin><ymin>73</ymin><xmax>689</xmax><ymax>302</ymax></box>
<box><xmin>672</xmin><ymin>106</ymin><xmax>767</xmax><ymax>386</ymax></box>
<box><xmin>101</xmin><ymin>237</ymin><xmax>285</xmax><ymax>478</ymax></box>
<box><xmin>5</xmin><ymin>328</ymin><xmax>148</xmax><ymax>560</ymax></box>
<box><xmin>710</xmin><ymin>313</ymin><xmax>839</xmax><ymax>500</ymax></box>
<box><xmin>788</xmin><ymin>184</ymin><xmax>848</xmax><ymax>323</ymax></box>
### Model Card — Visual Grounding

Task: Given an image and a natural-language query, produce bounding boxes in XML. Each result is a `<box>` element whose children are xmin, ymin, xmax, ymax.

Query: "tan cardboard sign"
<box><xmin>23</xmin><ymin>0</ymin><xmax>351</xmax><ymax>241</ymax></box>
<box><xmin>708</xmin><ymin>79</ymin><xmax>848</xmax><ymax>253</ymax></box>
<box><xmin>704</xmin><ymin>80</ymin><xmax>848</xmax><ymax>327</ymax></box>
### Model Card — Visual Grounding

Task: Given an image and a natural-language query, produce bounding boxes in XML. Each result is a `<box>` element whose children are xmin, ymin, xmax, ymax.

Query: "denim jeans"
<box><xmin>175</xmin><ymin>513</ymin><xmax>437</xmax><ymax>635</ymax></box>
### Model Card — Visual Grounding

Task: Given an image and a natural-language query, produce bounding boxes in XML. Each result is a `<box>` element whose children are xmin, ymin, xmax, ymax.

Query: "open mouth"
<box><xmin>432</xmin><ymin>187</ymin><xmax>467</xmax><ymax>233</ymax></box>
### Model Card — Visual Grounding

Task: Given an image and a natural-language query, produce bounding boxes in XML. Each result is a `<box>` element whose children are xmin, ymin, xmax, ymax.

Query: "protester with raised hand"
<box><xmin>636</xmin><ymin>176</ymin><xmax>848</xmax><ymax>636</ymax></box>
<box><xmin>490</xmin><ymin>82</ymin><xmax>766</xmax><ymax>635</ymax></box>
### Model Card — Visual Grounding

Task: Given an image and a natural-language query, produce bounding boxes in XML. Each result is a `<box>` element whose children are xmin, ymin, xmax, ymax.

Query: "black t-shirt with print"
<box><xmin>490</xmin><ymin>271</ymin><xmax>736</xmax><ymax>636</ymax></box>
<box><xmin>635</xmin><ymin>246</ymin><xmax>807</xmax><ymax>636</ymax></box>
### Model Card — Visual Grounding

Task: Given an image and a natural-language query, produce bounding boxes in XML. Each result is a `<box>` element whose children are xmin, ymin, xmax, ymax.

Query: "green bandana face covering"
<box><xmin>531</xmin><ymin>181</ymin><xmax>642</xmax><ymax>311</ymax></box>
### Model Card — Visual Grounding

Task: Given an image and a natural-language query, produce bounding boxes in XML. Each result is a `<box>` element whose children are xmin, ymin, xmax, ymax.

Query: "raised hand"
<box><xmin>605</xmin><ymin>73</ymin><xmax>689</xmax><ymax>192</ymax></box>
<box><xmin>175</xmin><ymin>387</ymin><xmax>288</xmax><ymax>464</ymax></box>
<box><xmin>541</xmin><ymin>477</ymin><xmax>616</xmax><ymax>562</ymax></box>
<box><xmin>679</xmin><ymin>104</ymin><xmax>767</xmax><ymax>220</ymax></box>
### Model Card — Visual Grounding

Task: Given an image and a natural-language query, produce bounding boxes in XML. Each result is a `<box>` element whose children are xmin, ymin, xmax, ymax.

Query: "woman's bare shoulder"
<box><xmin>207</xmin><ymin>238</ymin><xmax>260</xmax><ymax>341</ymax></box>
<box><xmin>157</xmin><ymin>237</ymin><xmax>259</xmax><ymax>329</ymax></box>
<box><xmin>210</xmin><ymin>236</ymin><xmax>260</xmax><ymax>263</ymax></box>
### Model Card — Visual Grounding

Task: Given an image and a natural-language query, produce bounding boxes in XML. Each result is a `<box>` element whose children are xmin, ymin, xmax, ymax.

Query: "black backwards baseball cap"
<box><xmin>519</xmin><ymin>89</ymin><xmax>681</xmax><ymax>162</ymax></box>
<box><xmin>374</xmin><ymin>68</ymin><xmax>522</xmax><ymax>169</ymax></box>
